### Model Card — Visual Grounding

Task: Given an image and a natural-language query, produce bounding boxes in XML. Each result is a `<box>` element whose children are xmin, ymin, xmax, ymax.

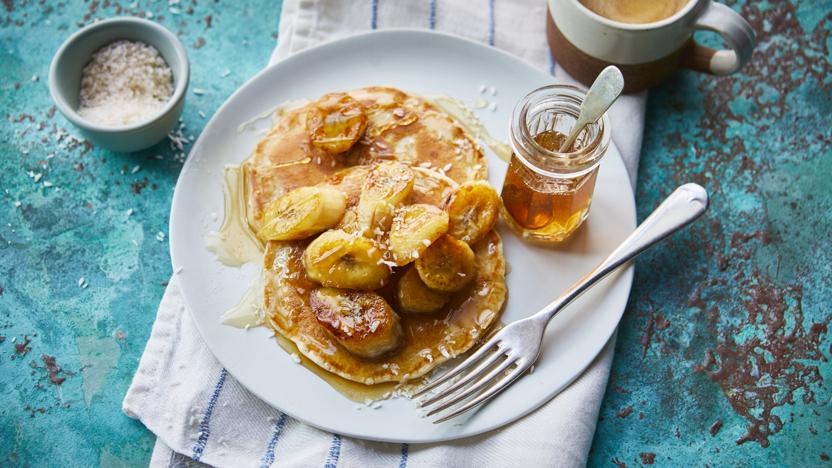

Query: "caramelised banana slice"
<box><xmin>415</xmin><ymin>234</ymin><xmax>476</xmax><ymax>292</ymax></box>
<box><xmin>257</xmin><ymin>186</ymin><xmax>347</xmax><ymax>241</ymax></box>
<box><xmin>388</xmin><ymin>204</ymin><xmax>449</xmax><ymax>266</ymax></box>
<box><xmin>307</xmin><ymin>93</ymin><xmax>368</xmax><ymax>154</ymax></box>
<box><xmin>356</xmin><ymin>161</ymin><xmax>415</xmax><ymax>234</ymax></box>
<box><xmin>396</xmin><ymin>266</ymin><xmax>450</xmax><ymax>314</ymax></box>
<box><xmin>310</xmin><ymin>287</ymin><xmax>403</xmax><ymax>359</ymax></box>
<box><xmin>303</xmin><ymin>229</ymin><xmax>391</xmax><ymax>290</ymax></box>
<box><xmin>447</xmin><ymin>181</ymin><xmax>501</xmax><ymax>245</ymax></box>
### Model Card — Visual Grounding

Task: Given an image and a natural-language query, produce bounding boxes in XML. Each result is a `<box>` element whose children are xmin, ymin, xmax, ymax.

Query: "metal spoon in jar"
<box><xmin>559</xmin><ymin>66</ymin><xmax>624</xmax><ymax>153</ymax></box>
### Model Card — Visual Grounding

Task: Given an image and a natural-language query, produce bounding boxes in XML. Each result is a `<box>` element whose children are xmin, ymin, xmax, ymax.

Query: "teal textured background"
<box><xmin>1</xmin><ymin>1</ymin><xmax>829</xmax><ymax>466</ymax></box>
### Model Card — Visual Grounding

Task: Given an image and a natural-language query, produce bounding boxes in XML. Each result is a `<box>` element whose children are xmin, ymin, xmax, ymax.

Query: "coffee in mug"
<box><xmin>578</xmin><ymin>0</ymin><xmax>688</xmax><ymax>24</ymax></box>
<box><xmin>548</xmin><ymin>0</ymin><xmax>756</xmax><ymax>92</ymax></box>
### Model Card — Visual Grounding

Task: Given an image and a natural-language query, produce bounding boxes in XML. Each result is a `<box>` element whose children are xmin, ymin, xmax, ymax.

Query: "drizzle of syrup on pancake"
<box><xmin>214</xmin><ymin>88</ymin><xmax>510</xmax><ymax>389</ymax></box>
<box><xmin>273</xmin><ymin>333</ymin><xmax>420</xmax><ymax>403</ymax></box>
<box><xmin>264</xmin><ymin>228</ymin><xmax>506</xmax><ymax>385</ymax></box>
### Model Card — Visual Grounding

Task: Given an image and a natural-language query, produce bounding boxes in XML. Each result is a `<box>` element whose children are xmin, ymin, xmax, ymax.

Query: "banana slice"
<box><xmin>356</xmin><ymin>161</ymin><xmax>415</xmax><ymax>234</ymax></box>
<box><xmin>257</xmin><ymin>186</ymin><xmax>347</xmax><ymax>241</ymax></box>
<box><xmin>303</xmin><ymin>229</ymin><xmax>391</xmax><ymax>290</ymax></box>
<box><xmin>308</xmin><ymin>93</ymin><xmax>368</xmax><ymax>154</ymax></box>
<box><xmin>415</xmin><ymin>234</ymin><xmax>476</xmax><ymax>292</ymax></box>
<box><xmin>310</xmin><ymin>287</ymin><xmax>403</xmax><ymax>359</ymax></box>
<box><xmin>336</xmin><ymin>207</ymin><xmax>362</xmax><ymax>234</ymax></box>
<box><xmin>396</xmin><ymin>266</ymin><xmax>450</xmax><ymax>314</ymax></box>
<box><xmin>447</xmin><ymin>181</ymin><xmax>501</xmax><ymax>245</ymax></box>
<box><xmin>389</xmin><ymin>204</ymin><xmax>449</xmax><ymax>265</ymax></box>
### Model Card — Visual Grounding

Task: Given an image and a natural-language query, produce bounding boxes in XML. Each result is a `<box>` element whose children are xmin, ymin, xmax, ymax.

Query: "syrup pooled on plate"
<box><xmin>501</xmin><ymin>130</ymin><xmax>599</xmax><ymax>242</ymax></box>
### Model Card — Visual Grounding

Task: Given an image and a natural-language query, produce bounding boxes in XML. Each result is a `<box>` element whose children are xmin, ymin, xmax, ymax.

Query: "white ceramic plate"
<box><xmin>170</xmin><ymin>29</ymin><xmax>635</xmax><ymax>443</ymax></box>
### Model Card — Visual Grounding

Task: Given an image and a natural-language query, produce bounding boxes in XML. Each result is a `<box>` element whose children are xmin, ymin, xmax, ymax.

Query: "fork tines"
<box><xmin>414</xmin><ymin>338</ymin><xmax>529</xmax><ymax>423</ymax></box>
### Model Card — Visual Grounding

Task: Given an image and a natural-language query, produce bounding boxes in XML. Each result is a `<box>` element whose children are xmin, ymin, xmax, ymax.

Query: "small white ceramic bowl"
<box><xmin>49</xmin><ymin>17</ymin><xmax>189</xmax><ymax>153</ymax></box>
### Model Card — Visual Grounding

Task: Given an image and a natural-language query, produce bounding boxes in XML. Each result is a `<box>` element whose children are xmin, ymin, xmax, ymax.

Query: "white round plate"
<box><xmin>171</xmin><ymin>29</ymin><xmax>635</xmax><ymax>443</ymax></box>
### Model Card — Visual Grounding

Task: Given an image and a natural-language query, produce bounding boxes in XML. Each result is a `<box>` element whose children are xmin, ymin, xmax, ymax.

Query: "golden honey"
<box><xmin>502</xmin><ymin>130</ymin><xmax>599</xmax><ymax>241</ymax></box>
<box><xmin>502</xmin><ymin>85</ymin><xmax>610</xmax><ymax>244</ymax></box>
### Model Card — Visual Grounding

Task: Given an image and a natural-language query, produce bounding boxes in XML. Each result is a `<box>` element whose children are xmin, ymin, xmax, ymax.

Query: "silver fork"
<box><xmin>415</xmin><ymin>183</ymin><xmax>709</xmax><ymax>423</ymax></box>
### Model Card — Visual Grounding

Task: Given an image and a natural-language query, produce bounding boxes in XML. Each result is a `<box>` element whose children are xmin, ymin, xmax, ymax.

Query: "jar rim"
<box><xmin>510</xmin><ymin>84</ymin><xmax>610</xmax><ymax>177</ymax></box>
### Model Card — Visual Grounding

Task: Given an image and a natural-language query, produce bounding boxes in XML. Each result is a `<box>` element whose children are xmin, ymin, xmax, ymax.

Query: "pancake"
<box><xmin>244</xmin><ymin>87</ymin><xmax>487</xmax><ymax>232</ymax></box>
<box><xmin>262</xmin><ymin>167</ymin><xmax>506</xmax><ymax>384</ymax></box>
<box><xmin>246</xmin><ymin>87</ymin><xmax>506</xmax><ymax>385</ymax></box>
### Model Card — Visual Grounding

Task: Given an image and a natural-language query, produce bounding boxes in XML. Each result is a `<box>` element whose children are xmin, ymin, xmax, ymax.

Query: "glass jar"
<box><xmin>501</xmin><ymin>84</ymin><xmax>610</xmax><ymax>244</ymax></box>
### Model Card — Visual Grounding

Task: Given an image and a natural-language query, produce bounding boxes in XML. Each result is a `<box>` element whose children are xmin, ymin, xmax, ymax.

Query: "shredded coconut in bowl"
<box><xmin>77</xmin><ymin>40</ymin><xmax>174</xmax><ymax>127</ymax></box>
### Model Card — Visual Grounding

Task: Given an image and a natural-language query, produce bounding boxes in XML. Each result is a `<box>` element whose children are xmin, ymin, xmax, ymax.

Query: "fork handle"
<box><xmin>535</xmin><ymin>183</ymin><xmax>709</xmax><ymax>323</ymax></box>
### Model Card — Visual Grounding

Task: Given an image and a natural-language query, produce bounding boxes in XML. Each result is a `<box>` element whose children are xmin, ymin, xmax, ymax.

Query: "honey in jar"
<box><xmin>502</xmin><ymin>85</ymin><xmax>610</xmax><ymax>244</ymax></box>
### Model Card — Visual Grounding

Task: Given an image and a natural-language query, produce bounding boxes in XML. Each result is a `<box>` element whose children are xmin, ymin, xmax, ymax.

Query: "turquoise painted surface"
<box><xmin>588</xmin><ymin>1</ymin><xmax>832</xmax><ymax>466</ymax></box>
<box><xmin>0</xmin><ymin>1</ymin><xmax>829</xmax><ymax>466</ymax></box>
<box><xmin>0</xmin><ymin>1</ymin><xmax>279</xmax><ymax>466</ymax></box>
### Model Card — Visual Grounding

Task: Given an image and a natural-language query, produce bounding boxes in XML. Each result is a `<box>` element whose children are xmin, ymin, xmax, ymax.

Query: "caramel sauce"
<box><xmin>264</xmin><ymin>231</ymin><xmax>506</xmax><ymax>389</ymax></box>
<box><xmin>501</xmin><ymin>130</ymin><xmax>599</xmax><ymax>242</ymax></box>
<box><xmin>211</xmin><ymin>91</ymin><xmax>510</xmax><ymax>401</ymax></box>
<box><xmin>205</xmin><ymin>164</ymin><xmax>264</xmax><ymax>267</ymax></box>
<box><xmin>272</xmin><ymin>310</ymin><xmax>504</xmax><ymax>404</ymax></box>
<box><xmin>272</xmin><ymin>333</ymin><xmax>412</xmax><ymax>403</ymax></box>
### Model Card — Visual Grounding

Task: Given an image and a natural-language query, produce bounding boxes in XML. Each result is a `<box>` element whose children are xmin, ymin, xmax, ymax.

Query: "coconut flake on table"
<box><xmin>77</xmin><ymin>40</ymin><xmax>173</xmax><ymax>127</ymax></box>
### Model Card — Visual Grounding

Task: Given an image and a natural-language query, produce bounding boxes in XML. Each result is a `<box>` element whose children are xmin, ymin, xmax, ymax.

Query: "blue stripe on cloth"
<box><xmin>429</xmin><ymin>0</ymin><xmax>437</xmax><ymax>29</ymax></box>
<box><xmin>323</xmin><ymin>434</ymin><xmax>342</xmax><ymax>468</ymax></box>
<box><xmin>371</xmin><ymin>0</ymin><xmax>379</xmax><ymax>29</ymax></box>
<box><xmin>488</xmin><ymin>0</ymin><xmax>495</xmax><ymax>46</ymax></box>
<box><xmin>398</xmin><ymin>443</ymin><xmax>410</xmax><ymax>468</ymax></box>
<box><xmin>259</xmin><ymin>412</ymin><xmax>289</xmax><ymax>468</ymax></box>
<box><xmin>191</xmin><ymin>368</ymin><xmax>228</xmax><ymax>461</ymax></box>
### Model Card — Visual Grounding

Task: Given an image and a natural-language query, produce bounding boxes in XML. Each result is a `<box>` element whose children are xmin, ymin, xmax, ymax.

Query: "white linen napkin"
<box><xmin>124</xmin><ymin>1</ymin><xmax>647</xmax><ymax>466</ymax></box>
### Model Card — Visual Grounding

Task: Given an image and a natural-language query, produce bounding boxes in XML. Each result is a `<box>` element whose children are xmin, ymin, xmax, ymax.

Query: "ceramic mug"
<box><xmin>547</xmin><ymin>0</ymin><xmax>756</xmax><ymax>93</ymax></box>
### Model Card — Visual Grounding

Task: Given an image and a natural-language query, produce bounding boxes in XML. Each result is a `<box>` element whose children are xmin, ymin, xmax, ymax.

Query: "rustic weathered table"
<box><xmin>1</xmin><ymin>1</ymin><xmax>829</xmax><ymax>466</ymax></box>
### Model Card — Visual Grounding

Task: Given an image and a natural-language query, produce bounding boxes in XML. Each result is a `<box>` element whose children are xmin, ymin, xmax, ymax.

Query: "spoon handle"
<box><xmin>558</xmin><ymin>66</ymin><xmax>624</xmax><ymax>152</ymax></box>
<box><xmin>558</xmin><ymin>118</ymin><xmax>586</xmax><ymax>153</ymax></box>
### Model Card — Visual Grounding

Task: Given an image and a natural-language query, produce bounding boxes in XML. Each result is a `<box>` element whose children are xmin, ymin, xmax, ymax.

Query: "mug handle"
<box><xmin>681</xmin><ymin>1</ymin><xmax>756</xmax><ymax>75</ymax></box>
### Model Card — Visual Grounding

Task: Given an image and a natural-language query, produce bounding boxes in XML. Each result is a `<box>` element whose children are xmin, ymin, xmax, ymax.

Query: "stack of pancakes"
<box><xmin>244</xmin><ymin>87</ymin><xmax>507</xmax><ymax>385</ymax></box>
